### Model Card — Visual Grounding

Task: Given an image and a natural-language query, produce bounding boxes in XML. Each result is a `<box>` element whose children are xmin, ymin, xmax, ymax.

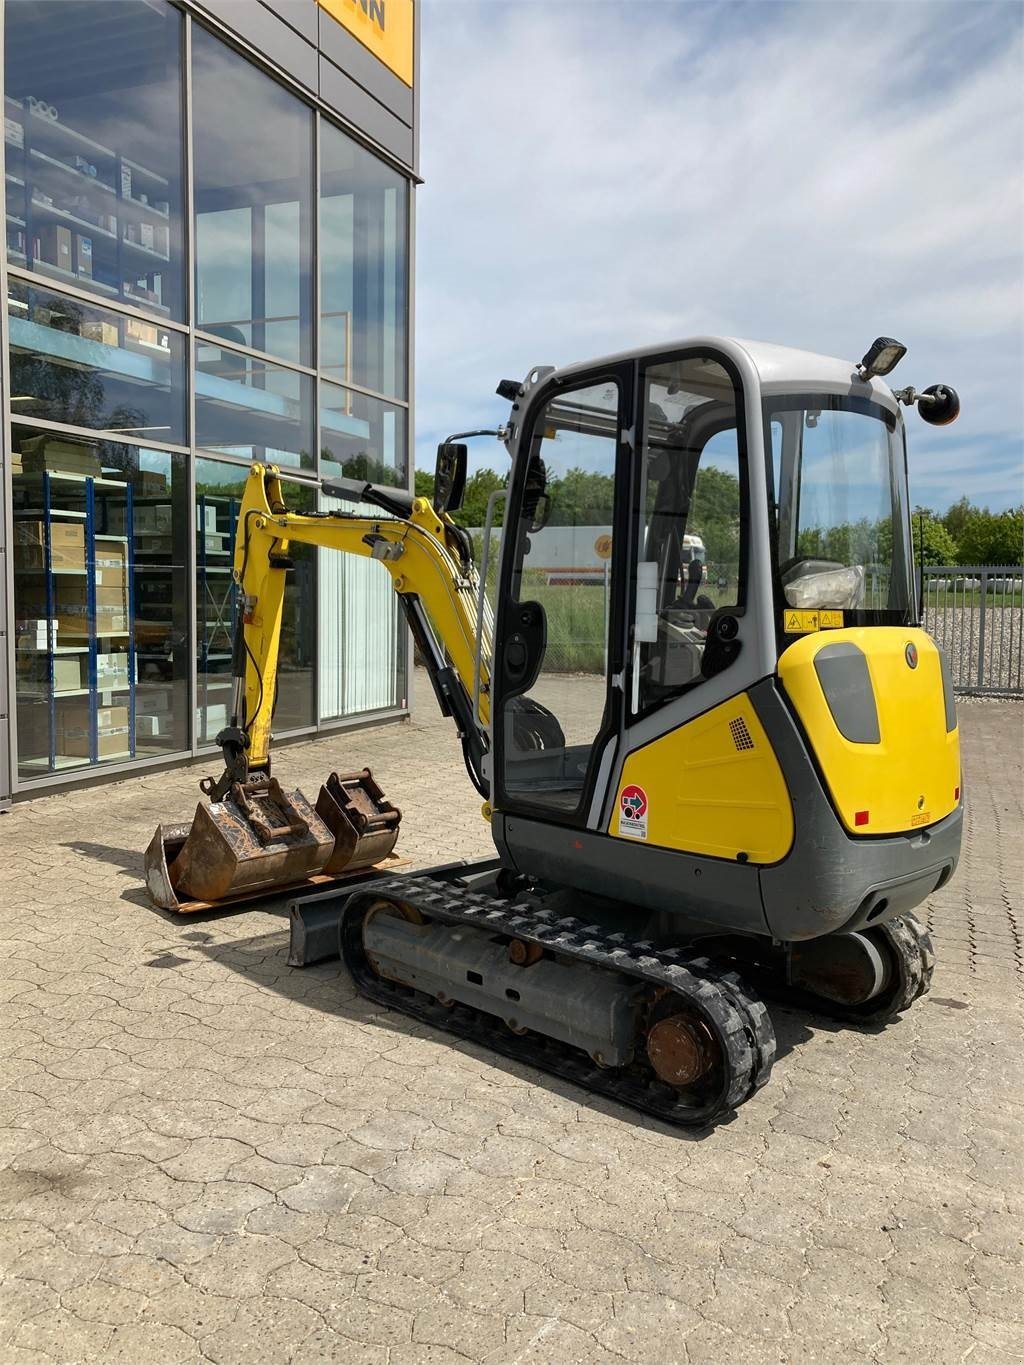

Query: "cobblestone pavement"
<box><xmin>1</xmin><ymin>686</ymin><xmax>1022</xmax><ymax>1364</ymax></box>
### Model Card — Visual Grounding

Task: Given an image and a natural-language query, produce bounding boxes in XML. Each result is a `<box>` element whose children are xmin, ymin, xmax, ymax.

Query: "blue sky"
<box><xmin>415</xmin><ymin>0</ymin><xmax>1024</xmax><ymax>513</ymax></box>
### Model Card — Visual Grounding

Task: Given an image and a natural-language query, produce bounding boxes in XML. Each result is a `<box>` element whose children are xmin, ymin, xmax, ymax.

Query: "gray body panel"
<box><xmin>492</xmin><ymin>812</ymin><xmax>770</xmax><ymax>937</ymax></box>
<box><xmin>813</xmin><ymin>643</ymin><xmax>881</xmax><ymax>744</ymax></box>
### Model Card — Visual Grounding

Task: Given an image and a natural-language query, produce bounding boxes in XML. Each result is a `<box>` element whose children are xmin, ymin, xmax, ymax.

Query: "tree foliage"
<box><xmin>416</xmin><ymin>464</ymin><xmax>1022</xmax><ymax>566</ymax></box>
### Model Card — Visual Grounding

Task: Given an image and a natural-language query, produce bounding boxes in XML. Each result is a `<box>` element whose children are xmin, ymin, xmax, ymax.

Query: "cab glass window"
<box><xmin>635</xmin><ymin>356</ymin><xmax>743</xmax><ymax>714</ymax></box>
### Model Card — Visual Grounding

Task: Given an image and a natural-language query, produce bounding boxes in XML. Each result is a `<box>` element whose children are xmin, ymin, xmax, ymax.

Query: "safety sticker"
<box><xmin>618</xmin><ymin>783</ymin><xmax>648</xmax><ymax>840</ymax></box>
<box><xmin>783</xmin><ymin>609</ymin><xmax>845</xmax><ymax>634</ymax></box>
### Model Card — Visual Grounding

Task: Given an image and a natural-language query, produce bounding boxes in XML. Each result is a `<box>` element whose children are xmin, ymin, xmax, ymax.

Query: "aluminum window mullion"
<box><xmin>6</xmin><ymin>265</ymin><xmax>190</xmax><ymax>335</ymax></box>
<box><xmin>194</xmin><ymin>327</ymin><xmax>318</xmax><ymax>378</ymax></box>
<box><xmin>1</xmin><ymin>0</ymin><xmax>16</xmax><ymax>803</ymax></box>
<box><xmin>313</xmin><ymin>108</ymin><xmax>323</xmax><ymax>729</ymax></box>
<box><xmin>184</xmin><ymin>9</ymin><xmax>199</xmax><ymax>756</ymax></box>
<box><xmin>9</xmin><ymin>413</ymin><xmax>190</xmax><ymax>457</ymax></box>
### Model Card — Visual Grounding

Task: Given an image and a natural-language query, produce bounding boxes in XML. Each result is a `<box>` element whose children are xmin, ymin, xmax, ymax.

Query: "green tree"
<box><xmin>942</xmin><ymin>496</ymin><xmax>972</xmax><ymax>545</ymax></box>
<box><xmin>957</xmin><ymin>508</ymin><xmax>1024</xmax><ymax>565</ymax></box>
<box><xmin>912</xmin><ymin>516</ymin><xmax>958</xmax><ymax>566</ymax></box>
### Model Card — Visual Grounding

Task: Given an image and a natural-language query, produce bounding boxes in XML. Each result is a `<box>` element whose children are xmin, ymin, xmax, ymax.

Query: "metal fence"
<box><xmin>922</xmin><ymin>565</ymin><xmax>1024</xmax><ymax>696</ymax></box>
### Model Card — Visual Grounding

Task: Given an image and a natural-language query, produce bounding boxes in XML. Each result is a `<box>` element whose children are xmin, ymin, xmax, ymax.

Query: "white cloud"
<box><xmin>415</xmin><ymin>0</ymin><xmax>1024</xmax><ymax>510</ymax></box>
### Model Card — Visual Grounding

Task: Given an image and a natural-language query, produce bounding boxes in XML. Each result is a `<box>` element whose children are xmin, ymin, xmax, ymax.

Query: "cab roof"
<box><xmin>543</xmin><ymin>335</ymin><xmax>900</xmax><ymax>414</ymax></box>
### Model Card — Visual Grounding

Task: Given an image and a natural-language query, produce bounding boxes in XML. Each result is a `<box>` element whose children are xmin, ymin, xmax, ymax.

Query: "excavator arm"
<box><xmin>211</xmin><ymin>462</ymin><xmax>491</xmax><ymax>795</ymax></box>
<box><xmin>144</xmin><ymin>462</ymin><xmax>492</xmax><ymax>912</ymax></box>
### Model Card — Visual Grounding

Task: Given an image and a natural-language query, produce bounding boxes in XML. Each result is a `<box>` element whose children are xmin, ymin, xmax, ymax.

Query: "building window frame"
<box><xmin>2</xmin><ymin>1</ymin><xmax>415</xmax><ymax>796</ymax></box>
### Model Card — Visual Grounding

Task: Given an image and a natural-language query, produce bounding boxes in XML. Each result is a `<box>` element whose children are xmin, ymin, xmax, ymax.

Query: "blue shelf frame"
<box><xmin>33</xmin><ymin>470</ymin><xmax>135</xmax><ymax>770</ymax></box>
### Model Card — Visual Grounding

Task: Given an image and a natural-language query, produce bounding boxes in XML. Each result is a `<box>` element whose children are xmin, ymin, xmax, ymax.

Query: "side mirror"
<box><xmin>433</xmin><ymin>442</ymin><xmax>468</xmax><ymax>514</ymax></box>
<box><xmin>918</xmin><ymin>384</ymin><xmax>960</xmax><ymax>427</ymax></box>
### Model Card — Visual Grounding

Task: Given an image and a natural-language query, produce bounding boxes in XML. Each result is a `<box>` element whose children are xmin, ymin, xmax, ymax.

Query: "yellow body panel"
<box><xmin>608</xmin><ymin>694</ymin><xmax>794</xmax><ymax>864</ymax></box>
<box><xmin>778</xmin><ymin>626</ymin><xmax>960</xmax><ymax>836</ymax></box>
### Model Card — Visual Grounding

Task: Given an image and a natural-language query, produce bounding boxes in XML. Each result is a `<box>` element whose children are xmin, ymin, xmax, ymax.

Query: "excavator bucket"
<box><xmin>144</xmin><ymin>779</ymin><xmax>333</xmax><ymax>913</ymax></box>
<box><xmin>144</xmin><ymin>770</ymin><xmax>404</xmax><ymax>913</ymax></box>
<box><xmin>316</xmin><ymin>768</ymin><xmax>401</xmax><ymax>875</ymax></box>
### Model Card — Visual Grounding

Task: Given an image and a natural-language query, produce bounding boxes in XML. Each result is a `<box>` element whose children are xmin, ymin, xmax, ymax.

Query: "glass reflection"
<box><xmin>192</xmin><ymin>26</ymin><xmax>313</xmax><ymax>365</ymax></box>
<box><xmin>8</xmin><ymin>282</ymin><xmax>185</xmax><ymax>442</ymax></box>
<box><xmin>4</xmin><ymin>0</ymin><xmax>184</xmax><ymax>319</ymax></box>
<box><xmin>320</xmin><ymin>381</ymin><xmax>407</xmax><ymax>486</ymax></box>
<box><xmin>194</xmin><ymin>459</ymin><xmax>315</xmax><ymax>740</ymax></box>
<box><xmin>195</xmin><ymin>339</ymin><xmax>312</xmax><ymax>467</ymax></box>
<box><xmin>321</xmin><ymin>121</ymin><xmax>408</xmax><ymax>399</ymax></box>
<box><xmin>11</xmin><ymin>428</ymin><xmax>189</xmax><ymax>775</ymax></box>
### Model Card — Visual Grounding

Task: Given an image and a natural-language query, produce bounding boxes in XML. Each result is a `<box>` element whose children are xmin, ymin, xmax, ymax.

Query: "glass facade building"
<box><xmin>0</xmin><ymin>0</ymin><xmax>418</xmax><ymax>800</ymax></box>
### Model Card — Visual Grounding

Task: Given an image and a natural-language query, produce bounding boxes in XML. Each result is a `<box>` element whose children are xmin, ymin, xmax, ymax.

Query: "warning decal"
<box><xmin>618</xmin><ymin>783</ymin><xmax>649</xmax><ymax>840</ymax></box>
<box><xmin>783</xmin><ymin>609</ymin><xmax>845</xmax><ymax>634</ymax></box>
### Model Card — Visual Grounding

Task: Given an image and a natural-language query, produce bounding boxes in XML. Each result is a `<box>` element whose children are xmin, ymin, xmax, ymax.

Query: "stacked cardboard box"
<box><xmin>15</xmin><ymin>520</ymin><xmax>86</xmax><ymax>571</ymax></box>
<box><xmin>16</xmin><ymin>654</ymin><xmax>82</xmax><ymax>693</ymax></box>
<box><xmin>58</xmin><ymin>702</ymin><xmax>130</xmax><ymax>758</ymax></box>
<box><xmin>96</xmin><ymin>652</ymin><xmax>133</xmax><ymax>690</ymax></box>
<box><xmin>19</xmin><ymin>575</ymin><xmax>128</xmax><ymax>641</ymax></box>
<box><xmin>19</xmin><ymin>435</ymin><xmax>102</xmax><ymax>478</ymax></box>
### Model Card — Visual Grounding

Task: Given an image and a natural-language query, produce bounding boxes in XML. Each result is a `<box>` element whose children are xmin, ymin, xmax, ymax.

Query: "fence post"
<box><xmin>977</xmin><ymin>570</ymin><xmax>988</xmax><ymax>690</ymax></box>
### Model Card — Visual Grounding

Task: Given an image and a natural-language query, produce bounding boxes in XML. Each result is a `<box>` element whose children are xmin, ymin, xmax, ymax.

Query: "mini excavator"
<box><xmin>146</xmin><ymin>336</ymin><xmax>963</xmax><ymax>1127</ymax></box>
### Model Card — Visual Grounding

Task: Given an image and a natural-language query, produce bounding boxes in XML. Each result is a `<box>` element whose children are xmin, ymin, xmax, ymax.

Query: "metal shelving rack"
<box><xmin>13</xmin><ymin>468</ymin><xmax>135</xmax><ymax>772</ymax></box>
<box><xmin>5</xmin><ymin>94</ymin><xmax>172</xmax><ymax>314</ymax></box>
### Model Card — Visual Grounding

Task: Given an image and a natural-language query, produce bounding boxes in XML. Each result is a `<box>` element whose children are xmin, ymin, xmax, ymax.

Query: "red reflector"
<box><xmin>855</xmin><ymin>810</ymin><xmax>870</xmax><ymax>827</ymax></box>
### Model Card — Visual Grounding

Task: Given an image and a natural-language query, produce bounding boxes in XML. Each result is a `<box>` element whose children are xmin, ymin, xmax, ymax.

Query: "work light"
<box><xmin>858</xmin><ymin>337</ymin><xmax>907</xmax><ymax>379</ymax></box>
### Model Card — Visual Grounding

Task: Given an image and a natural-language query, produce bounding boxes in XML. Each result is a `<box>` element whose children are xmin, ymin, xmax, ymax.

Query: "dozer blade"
<box><xmin>316</xmin><ymin>768</ymin><xmax>401</xmax><ymax>875</ymax></box>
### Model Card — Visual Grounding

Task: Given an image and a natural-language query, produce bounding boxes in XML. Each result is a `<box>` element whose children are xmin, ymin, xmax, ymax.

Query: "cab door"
<box><xmin>492</xmin><ymin>365</ymin><xmax>633</xmax><ymax>825</ymax></box>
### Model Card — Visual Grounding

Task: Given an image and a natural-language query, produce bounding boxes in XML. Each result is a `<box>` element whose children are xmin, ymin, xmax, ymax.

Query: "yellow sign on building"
<box><xmin>318</xmin><ymin>0</ymin><xmax>414</xmax><ymax>87</ymax></box>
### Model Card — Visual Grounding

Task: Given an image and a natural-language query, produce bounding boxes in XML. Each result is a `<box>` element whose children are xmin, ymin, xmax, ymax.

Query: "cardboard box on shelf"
<box><xmin>81</xmin><ymin>319</ymin><xmax>118</xmax><ymax>347</ymax></box>
<box><xmin>124</xmin><ymin>317</ymin><xmax>159</xmax><ymax>347</ymax></box>
<box><xmin>15</xmin><ymin>520</ymin><xmax>85</xmax><ymax>550</ymax></box>
<box><xmin>134</xmin><ymin>504</ymin><xmax>173</xmax><ymax>535</ymax></box>
<box><xmin>96</xmin><ymin>566</ymin><xmax>128</xmax><ymax>589</ymax></box>
<box><xmin>5</xmin><ymin>116</ymin><xmax>24</xmax><ymax>148</ymax></box>
<box><xmin>120</xmin><ymin>165</ymin><xmax>132</xmax><ymax>198</ymax></box>
<box><xmin>137</xmin><ymin>688</ymin><xmax>171</xmax><ymax>714</ymax></box>
<box><xmin>16</xmin><ymin>620</ymin><xmax>53</xmax><ymax>650</ymax></box>
<box><xmin>96</xmin><ymin>652</ymin><xmax>132</xmax><ymax>686</ymax></box>
<box><xmin>94</xmin><ymin>542</ymin><xmax>127</xmax><ymax>573</ymax></box>
<box><xmin>61</xmin><ymin>726</ymin><xmax>131</xmax><ymax>759</ymax></box>
<box><xmin>14</xmin><ymin>520</ymin><xmax>87</xmax><ymax>571</ymax></box>
<box><xmin>58</xmin><ymin>701</ymin><xmax>128</xmax><ymax>732</ymax></box>
<box><xmin>19</xmin><ymin>436</ymin><xmax>102</xmax><ymax>478</ymax></box>
<box><xmin>137</xmin><ymin>471</ymin><xmax>169</xmax><ymax>496</ymax></box>
<box><xmin>16</xmin><ymin>655</ymin><xmax>82</xmax><ymax>692</ymax></box>
<box><xmin>135</xmin><ymin>714</ymin><xmax>167</xmax><ymax>738</ymax></box>
<box><xmin>38</xmin><ymin>223</ymin><xmax>72</xmax><ymax>272</ymax></box>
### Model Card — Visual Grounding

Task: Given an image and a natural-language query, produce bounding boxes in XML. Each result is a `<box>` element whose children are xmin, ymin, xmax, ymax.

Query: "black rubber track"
<box><xmin>340</xmin><ymin>875</ymin><xmax>776</xmax><ymax>1130</ymax></box>
<box><xmin>766</xmin><ymin>914</ymin><xmax>936</xmax><ymax>1025</ymax></box>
